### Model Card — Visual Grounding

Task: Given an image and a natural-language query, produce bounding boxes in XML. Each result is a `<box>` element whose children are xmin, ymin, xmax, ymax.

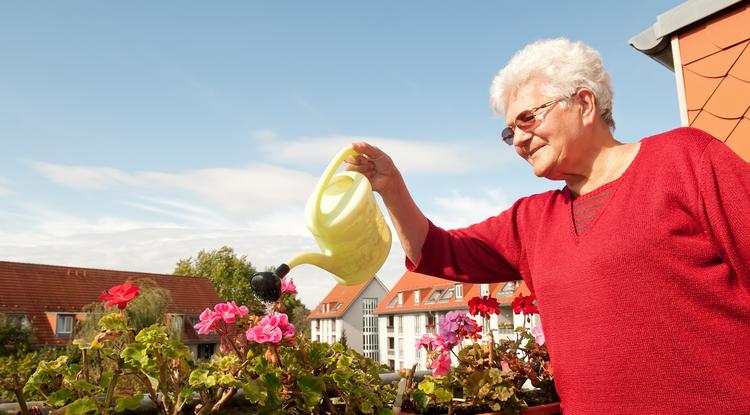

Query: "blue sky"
<box><xmin>1</xmin><ymin>1</ymin><xmax>684</xmax><ymax>307</ymax></box>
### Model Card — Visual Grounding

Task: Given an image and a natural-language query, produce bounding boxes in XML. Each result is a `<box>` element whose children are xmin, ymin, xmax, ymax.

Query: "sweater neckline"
<box><xmin>562</xmin><ymin>140</ymin><xmax>646</xmax><ymax>244</ymax></box>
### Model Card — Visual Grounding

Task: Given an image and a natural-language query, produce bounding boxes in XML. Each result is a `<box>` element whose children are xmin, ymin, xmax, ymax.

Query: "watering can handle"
<box><xmin>311</xmin><ymin>145</ymin><xmax>359</xmax><ymax>214</ymax></box>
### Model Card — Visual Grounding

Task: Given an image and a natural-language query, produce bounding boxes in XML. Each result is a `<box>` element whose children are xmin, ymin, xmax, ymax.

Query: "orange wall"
<box><xmin>677</xmin><ymin>3</ymin><xmax>750</xmax><ymax>161</ymax></box>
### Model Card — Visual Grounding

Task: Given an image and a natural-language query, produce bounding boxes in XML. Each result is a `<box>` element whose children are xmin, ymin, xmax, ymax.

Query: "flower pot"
<box><xmin>398</xmin><ymin>401</ymin><xmax>560</xmax><ymax>415</ymax></box>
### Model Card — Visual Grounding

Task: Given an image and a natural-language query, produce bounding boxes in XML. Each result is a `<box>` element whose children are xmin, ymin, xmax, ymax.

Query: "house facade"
<box><xmin>0</xmin><ymin>261</ymin><xmax>222</xmax><ymax>359</ymax></box>
<box><xmin>308</xmin><ymin>275</ymin><xmax>389</xmax><ymax>361</ymax></box>
<box><xmin>630</xmin><ymin>0</ymin><xmax>750</xmax><ymax>161</ymax></box>
<box><xmin>374</xmin><ymin>271</ymin><xmax>537</xmax><ymax>371</ymax></box>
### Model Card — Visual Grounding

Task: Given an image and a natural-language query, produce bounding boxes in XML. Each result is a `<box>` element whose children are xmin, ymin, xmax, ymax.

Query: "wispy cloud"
<box><xmin>250</xmin><ymin>131</ymin><xmax>513</xmax><ymax>175</ymax></box>
<box><xmin>27</xmin><ymin>161</ymin><xmax>319</xmax><ymax>218</ymax></box>
<box><xmin>427</xmin><ymin>188</ymin><xmax>511</xmax><ymax>230</ymax></box>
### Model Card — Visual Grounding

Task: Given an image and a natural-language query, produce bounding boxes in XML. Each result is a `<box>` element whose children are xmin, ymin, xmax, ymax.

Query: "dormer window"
<box><xmin>414</xmin><ymin>290</ymin><xmax>420</xmax><ymax>304</ymax></box>
<box><xmin>56</xmin><ymin>314</ymin><xmax>74</xmax><ymax>338</ymax></box>
<box><xmin>333</xmin><ymin>302</ymin><xmax>342</xmax><ymax>311</ymax></box>
<box><xmin>397</xmin><ymin>292</ymin><xmax>403</xmax><ymax>305</ymax></box>
<box><xmin>387</xmin><ymin>296</ymin><xmax>399</xmax><ymax>308</ymax></box>
<box><xmin>426</xmin><ymin>289</ymin><xmax>443</xmax><ymax>304</ymax></box>
<box><xmin>497</xmin><ymin>282</ymin><xmax>516</xmax><ymax>297</ymax></box>
<box><xmin>438</xmin><ymin>288</ymin><xmax>455</xmax><ymax>303</ymax></box>
<box><xmin>454</xmin><ymin>284</ymin><xmax>463</xmax><ymax>299</ymax></box>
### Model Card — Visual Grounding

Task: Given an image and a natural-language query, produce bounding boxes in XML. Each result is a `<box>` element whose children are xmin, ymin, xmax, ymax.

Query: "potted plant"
<box><xmin>398</xmin><ymin>293</ymin><xmax>559</xmax><ymax>415</ymax></box>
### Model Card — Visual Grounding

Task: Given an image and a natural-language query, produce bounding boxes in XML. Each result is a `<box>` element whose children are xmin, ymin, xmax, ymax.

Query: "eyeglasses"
<box><xmin>500</xmin><ymin>96</ymin><xmax>569</xmax><ymax>145</ymax></box>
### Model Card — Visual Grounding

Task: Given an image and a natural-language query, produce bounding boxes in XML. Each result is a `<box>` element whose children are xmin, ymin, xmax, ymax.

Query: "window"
<box><xmin>387</xmin><ymin>296</ymin><xmax>399</xmax><ymax>308</ymax></box>
<box><xmin>497</xmin><ymin>282</ymin><xmax>516</xmax><ymax>297</ymax></box>
<box><xmin>387</xmin><ymin>315</ymin><xmax>394</xmax><ymax>328</ymax></box>
<box><xmin>455</xmin><ymin>284</ymin><xmax>463</xmax><ymax>299</ymax></box>
<box><xmin>333</xmin><ymin>302</ymin><xmax>342</xmax><ymax>311</ymax></box>
<box><xmin>388</xmin><ymin>359</ymin><xmax>395</xmax><ymax>370</ymax></box>
<box><xmin>426</xmin><ymin>289</ymin><xmax>443</xmax><ymax>304</ymax></box>
<box><xmin>397</xmin><ymin>292</ymin><xmax>403</xmax><ymax>305</ymax></box>
<box><xmin>197</xmin><ymin>343</ymin><xmax>215</xmax><ymax>360</ymax></box>
<box><xmin>388</xmin><ymin>337</ymin><xmax>395</xmax><ymax>350</ymax></box>
<box><xmin>438</xmin><ymin>288</ymin><xmax>455</xmax><ymax>303</ymax></box>
<box><xmin>396</xmin><ymin>315</ymin><xmax>403</xmax><ymax>333</ymax></box>
<box><xmin>480</xmin><ymin>283</ymin><xmax>490</xmax><ymax>297</ymax></box>
<box><xmin>414</xmin><ymin>290</ymin><xmax>420</xmax><ymax>304</ymax></box>
<box><xmin>362</xmin><ymin>298</ymin><xmax>379</xmax><ymax>361</ymax></box>
<box><xmin>56</xmin><ymin>314</ymin><xmax>74</xmax><ymax>337</ymax></box>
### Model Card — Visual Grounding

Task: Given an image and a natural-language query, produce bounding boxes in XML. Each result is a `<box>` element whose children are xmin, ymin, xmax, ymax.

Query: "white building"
<box><xmin>308</xmin><ymin>275</ymin><xmax>389</xmax><ymax>361</ymax></box>
<box><xmin>375</xmin><ymin>271</ymin><xmax>537</xmax><ymax>371</ymax></box>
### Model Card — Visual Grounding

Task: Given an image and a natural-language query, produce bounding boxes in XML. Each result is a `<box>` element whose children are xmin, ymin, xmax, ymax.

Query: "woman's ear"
<box><xmin>575</xmin><ymin>88</ymin><xmax>598</xmax><ymax>126</ymax></box>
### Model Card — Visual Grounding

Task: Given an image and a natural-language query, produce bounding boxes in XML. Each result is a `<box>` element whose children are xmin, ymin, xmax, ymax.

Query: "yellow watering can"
<box><xmin>251</xmin><ymin>145</ymin><xmax>392</xmax><ymax>302</ymax></box>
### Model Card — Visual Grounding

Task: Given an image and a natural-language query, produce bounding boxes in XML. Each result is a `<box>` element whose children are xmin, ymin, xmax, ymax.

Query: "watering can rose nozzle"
<box><xmin>251</xmin><ymin>264</ymin><xmax>290</xmax><ymax>303</ymax></box>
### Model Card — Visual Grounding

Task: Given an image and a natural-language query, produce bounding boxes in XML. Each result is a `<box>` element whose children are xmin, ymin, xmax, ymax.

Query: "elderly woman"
<box><xmin>346</xmin><ymin>38</ymin><xmax>750</xmax><ymax>414</ymax></box>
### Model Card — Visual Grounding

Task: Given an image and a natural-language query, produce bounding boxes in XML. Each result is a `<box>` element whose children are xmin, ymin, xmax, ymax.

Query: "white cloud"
<box><xmin>251</xmin><ymin>133</ymin><xmax>513</xmax><ymax>175</ymax></box>
<box><xmin>427</xmin><ymin>188</ymin><xmax>511</xmax><ymax>230</ymax></box>
<box><xmin>27</xmin><ymin>161</ymin><xmax>319</xmax><ymax>218</ymax></box>
<box><xmin>26</xmin><ymin>161</ymin><xmax>130</xmax><ymax>190</ymax></box>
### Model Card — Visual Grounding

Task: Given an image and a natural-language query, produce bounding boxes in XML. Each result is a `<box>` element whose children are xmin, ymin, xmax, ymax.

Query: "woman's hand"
<box><xmin>345</xmin><ymin>142</ymin><xmax>401</xmax><ymax>198</ymax></box>
<box><xmin>345</xmin><ymin>141</ymin><xmax>429</xmax><ymax>264</ymax></box>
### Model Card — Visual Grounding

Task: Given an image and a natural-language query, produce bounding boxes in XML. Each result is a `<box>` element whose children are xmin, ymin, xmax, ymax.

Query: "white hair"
<box><xmin>489</xmin><ymin>38</ymin><xmax>615</xmax><ymax>130</ymax></box>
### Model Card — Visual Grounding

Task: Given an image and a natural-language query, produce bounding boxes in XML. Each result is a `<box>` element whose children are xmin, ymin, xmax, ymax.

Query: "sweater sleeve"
<box><xmin>698</xmin><ymin>139</ymin><xmax>750</xmax><ymax>283</ymax></box>
<box><xmin>406</xmin><ymin>198</ymin><xmax>527</xmax><ymax>283</ymax></box>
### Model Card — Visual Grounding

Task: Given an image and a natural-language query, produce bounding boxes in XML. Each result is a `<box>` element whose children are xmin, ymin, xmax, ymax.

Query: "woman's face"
<box><xmin>504</xmin><ymin>80</ymin><xmax>582</xmax><ymax>180</ymax></box>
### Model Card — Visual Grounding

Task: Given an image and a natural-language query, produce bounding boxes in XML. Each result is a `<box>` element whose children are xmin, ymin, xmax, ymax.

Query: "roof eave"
<box><xmin>629</xmin><ymin>0</ymin><xmax>745</xmax><ymax>71</ymax></box>
<box><xmin>628</xmin><ymin>26</ymin><xmax>675</xmax><ymax>71</ymax></box>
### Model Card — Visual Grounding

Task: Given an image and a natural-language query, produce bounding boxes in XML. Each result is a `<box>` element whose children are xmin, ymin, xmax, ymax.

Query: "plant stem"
<box><xmin>13</xmin><ymin>387</ymin><xmax>29</xmax><ymax>415</ymax></box>
<box><xmin>210</xmin><ymin>387</ymin><xmax>237</xmax><ymax>412</ymax></box>
<box><xmin>103</xmin><ymin>359</ymin><xmax>122</xmax><ymax>413</ymax></box>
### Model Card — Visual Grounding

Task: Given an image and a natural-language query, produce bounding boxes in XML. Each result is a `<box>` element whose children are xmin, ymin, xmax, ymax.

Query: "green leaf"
<box><xmin>98</xmin><ymin>313</ymin><xmax>130</xmax><ymax>331</ymax></box>
<box><xmin>65</xmin><ymin>397</ymin><xmax>98</xmax><ymax>415</ymax></box>
<box><xmin>115</xmin><ymin>395</ymin><xmax>144</xmax><ymax>412</ymax></box>
<box><xmin>121</xmin><ymin>342</ymin><xmax>148</xmax><ymax>368</ymax></box>
<box><xmin>297</xmin><ymin>375</ymin><xmax>324</xmax><ymax>409</ymax></box>
<box><xmin>47</xmin><ymin>389</ymin><xmax>75</xmax><ymax>407</ymax></box>
<box><xmin>189</xmin><ymin>368</ymin><xmax>217</xmax><ymax>388</ymax></box>
<box><xmin>241</xmin><ymin>380</ymin><xmax>267</xmax><ymax>405</ymax></box>
<box><xmin>434</xmin><ymin>387</ymin><xmax>453</xmax><ymax>404</ymax></box>
<box><xmin>418</xmin><ymin>379</ymin><xmax>435</xmax><ymax>394</ymax></box>
<box><xmin>360</xmin><ymin>401</ymin><xmax>374</xmax><ymax>414</ymax></box>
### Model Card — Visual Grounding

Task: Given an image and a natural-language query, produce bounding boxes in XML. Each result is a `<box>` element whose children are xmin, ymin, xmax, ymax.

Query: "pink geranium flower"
<box><xmin>281</xmin><ymin>278</ymin><xmax>298</xmax><ymax>295</ymax></box>
<box><xmin>194</xmin><ymin>308</ymin><xmax>222</xmax><ymax>335</ymax></box>
<box><xmin>100</xmin><ymin>280</ymin><xmax>140</xmax><ymax>310</ymax></box>
<box><xmin>431</xmin><ymin>351</ymin><xmax>452</xmax><ymax>377</ymax></box>
<box><xmin>245</xmin><ymin>312</ymin><xmax>296</xmax><ymax>345</ymax></box>
<box><xmin>532</xmin><ymin>325</ymin><xmax>546</xmax><ymax>346</ymax></box>
<box><xmin>416</xmin><ymin>333</ymin><xmax>449</xmax><ymax>352</ymax></box>
<box><xmin>214</xmin><ymin>301</ymin><xmax>248</xmax><ymax>324</ymax></box>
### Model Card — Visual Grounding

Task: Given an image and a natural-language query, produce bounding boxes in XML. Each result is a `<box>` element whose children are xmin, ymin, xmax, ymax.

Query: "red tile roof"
<box><xmin>677</xmin><ymin>2</ymin><xmax>750</xmax><ymax>160</ymax></box>
<box><xmin>374</xmin><ymin>271</ymin><xmax>527</xmax><ymax>315</ymax></box>
<box><xmin>0</xmin><ymin>261</ymin><xmax>222</xmax><ymax>346</ymax></box>
<box><xmin>308</xmin><ymin>276</ymin><xmax>386</xmax><ymax>319</ymax></box>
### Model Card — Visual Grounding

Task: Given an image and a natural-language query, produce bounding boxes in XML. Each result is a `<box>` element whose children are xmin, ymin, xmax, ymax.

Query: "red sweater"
<box><xmin>408</xmin><ymin>128</ymin><xmax>750</xmax><ymax>414</ymax></box>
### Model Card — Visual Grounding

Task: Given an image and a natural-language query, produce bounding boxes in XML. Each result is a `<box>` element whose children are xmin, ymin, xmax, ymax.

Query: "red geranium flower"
<box><xmin>468</xmin><ymin>296</ymin><xmax>501</xmax><ymax>318</ymax></box>
<box><xmin>101</xmin><ymin>280</ymin><xmax>140</xmax><ymax>309</ymax></box>
<box><xmin>512</xmin><ymin>293</ymin><xmax>538</xmax><ymax>315</ymax></box>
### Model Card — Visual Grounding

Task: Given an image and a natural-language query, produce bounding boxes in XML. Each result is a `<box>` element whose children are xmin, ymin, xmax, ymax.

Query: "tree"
<box><xmin>174</xmin><ymin>246</ymin><xmax>265</xmax><ymax>315</ymax></box>
<box><xmin>338</xmin><ymin>329</ymin><xmax>348</xmax><ymax>348</ymax></box>
<box><xmin>0</xmin><ymin>313</ymin><xmax>33</xmax><ymax>356</ymax></box>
